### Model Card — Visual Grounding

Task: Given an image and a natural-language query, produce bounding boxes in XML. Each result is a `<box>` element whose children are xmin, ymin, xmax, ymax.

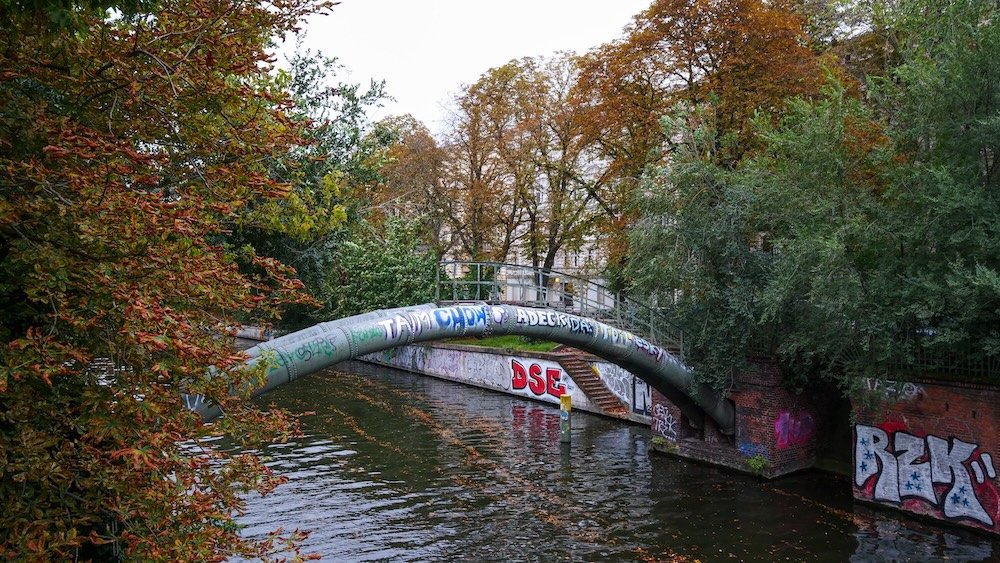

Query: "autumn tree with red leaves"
<box><xmin>0</xmin><ymin>0</ymin><xmax>336</xmax><ymax>559</ymax></box>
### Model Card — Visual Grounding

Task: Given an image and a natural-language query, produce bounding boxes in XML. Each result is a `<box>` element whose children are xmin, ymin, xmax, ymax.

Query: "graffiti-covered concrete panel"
<box><xmin>593</xmin><ymin>362</ymin><xmax>652</xmax><ymax>418</ymax></box>
<box><xmin>365</xmin><ymin>345</ymin><xmax>601</xmax><ymax>414</ymax></box>
<box><xmin>365</xmin><ymin>344</ymin><xmax>655</xmax><ymax>423</ymax></box>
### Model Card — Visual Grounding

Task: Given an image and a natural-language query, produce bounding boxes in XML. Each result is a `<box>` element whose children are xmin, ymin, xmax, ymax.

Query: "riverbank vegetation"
<box><xmin>624</xmin><ymin>1</ymin><xmax>1000</xmax><ymax>391</ymax></box>
<box><xmin>447</xmin><ymin>335</ymin><xmax>561</xmax><ymax>354</ymax></box>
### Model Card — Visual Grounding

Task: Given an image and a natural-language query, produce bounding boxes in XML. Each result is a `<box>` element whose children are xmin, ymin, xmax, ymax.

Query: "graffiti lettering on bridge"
<box><xmin>514</xmin><ymin>309</ymin><xmax>594</xmax><ymax>335</ymax></box>
<box><xmin>350</xmin><ymin>326</ymin><xmax>385</xmax><ymax>345</ymax></box>
<box><xmin>599</xmin><ymin>325</ymin><xmax>632</xmax><ymax>348</ymax></box>
<box><xmin>855</xmin><ymin>424</ymin><xmax>999</xmax><ymax>527</ymax></box>
<box><xmin>294</xmin><ymin>337</ymin><xmax>337</xmax><ymax>362</ymax></box>
<box><xmin>377</xmin><ymin>311</ymin><xmax>434</xmax><ymax>340</ymax></box>
<box><xmin>511</xmin><ymin>359</ymin><xmax>565</xmax><ymax>399</ymax></box>
<box><xmin>774</xmin><ymin>411</ymin><xmax>815</xmax><ymax>450</ymax></box>
<box><xmin>378</xmin><ymin>305</ymin><xmax>491</xmax><ymax>340</ymax></box>
<box><xmin>633</xmin><ymin>337</ymin><xmax>666</xmax><ymax>363</ymax></box>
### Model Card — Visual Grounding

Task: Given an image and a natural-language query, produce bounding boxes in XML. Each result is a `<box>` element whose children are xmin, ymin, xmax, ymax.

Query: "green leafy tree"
<box><xmin>230</xmin><ymin>44</ymin><xmax>390</xmax><ymax>330</ymax></box>
<box><xmin>629</xmin><ymin>0</ymin><xmax>1000</xmax><ymax>389</ymax></box>
<box><xmin>626</xmin><ymin>105</ymin><xmax>773</xmax><ymax>390</ymax></box>
<box><xmin>749</xmin><ymin>84</ymin><xmax>899</xmax><ymax>384</ymax></box>
<box><xmin>871</xmin><ymin>0</ymin><xmax>1000</xmax><ymax>364</ymax></box>
<box><xmin>321</xmin><ymin>219</ymin><xmax>438</xmax><ymax>317</ymax></box>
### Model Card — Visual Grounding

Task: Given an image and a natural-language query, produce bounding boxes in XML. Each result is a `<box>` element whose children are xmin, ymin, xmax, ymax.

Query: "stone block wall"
<box><xmin>852</xmin><ymin>379</ymin><xmax>1000</xmax><ymax>536</ymax></box>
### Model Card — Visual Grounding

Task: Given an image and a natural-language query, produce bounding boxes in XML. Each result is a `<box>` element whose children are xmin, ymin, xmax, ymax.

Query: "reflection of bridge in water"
<box><xmin>191</xmin><ymin>262</ymin><xmax>734</xmax><ymax>434</ymax></box>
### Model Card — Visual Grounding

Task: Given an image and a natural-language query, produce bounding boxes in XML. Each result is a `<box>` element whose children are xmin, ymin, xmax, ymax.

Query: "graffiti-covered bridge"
<box><xmin>195</xmin><ymin>262</ymin><xmax>734</xmax><ymax>434</ymax></box>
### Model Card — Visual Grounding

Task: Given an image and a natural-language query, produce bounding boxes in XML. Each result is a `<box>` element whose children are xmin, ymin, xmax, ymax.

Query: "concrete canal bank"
<box><xmin>362</xmin><ymin>342</ymin><xmax>653</xmax><ymax>425</ymax></box>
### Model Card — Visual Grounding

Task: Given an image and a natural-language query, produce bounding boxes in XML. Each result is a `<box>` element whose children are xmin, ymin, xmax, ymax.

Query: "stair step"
<box><xmin>555</xmin><ymin>355</ymin><xmax>632</xmax><ymax>416</ymax></box>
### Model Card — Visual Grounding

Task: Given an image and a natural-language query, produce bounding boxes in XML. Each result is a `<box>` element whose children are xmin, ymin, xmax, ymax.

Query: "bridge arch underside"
<box><xmin>200</xmin><ymin>303</ymin><xmax>735</xmax><ymax>435</ymax></box>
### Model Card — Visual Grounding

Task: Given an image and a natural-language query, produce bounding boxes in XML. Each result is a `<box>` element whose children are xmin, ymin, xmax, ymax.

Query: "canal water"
<box><xmin>232</xmin><ymin>362</ymin><xmax>999</xmax><ymax>562</ymax></box>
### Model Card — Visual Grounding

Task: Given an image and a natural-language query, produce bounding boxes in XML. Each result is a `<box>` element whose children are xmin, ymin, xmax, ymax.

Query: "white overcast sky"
<box><xmin>283</xmin><ymin>0</ymin><xmax>652</xmax><ymax>134</ymax></box>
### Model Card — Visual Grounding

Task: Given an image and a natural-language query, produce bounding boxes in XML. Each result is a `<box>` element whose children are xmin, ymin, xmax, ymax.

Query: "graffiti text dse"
<box><xmin>511</xmin><ymin>360</ymin><xmax>565</xmax><ymax>398</ymax></box>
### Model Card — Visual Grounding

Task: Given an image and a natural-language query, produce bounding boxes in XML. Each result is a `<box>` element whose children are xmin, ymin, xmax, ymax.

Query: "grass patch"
<box><xmin>447</xmin><ymin>335</ymin><xmax>560</xmax><ymax>353</ymax></box>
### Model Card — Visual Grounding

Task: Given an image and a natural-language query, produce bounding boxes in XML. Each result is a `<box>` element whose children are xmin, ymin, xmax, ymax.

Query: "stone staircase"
<box><xmin>553</xmin><ymin>347</ymin><xmax>629</xmax><ymax>416</ymax></box>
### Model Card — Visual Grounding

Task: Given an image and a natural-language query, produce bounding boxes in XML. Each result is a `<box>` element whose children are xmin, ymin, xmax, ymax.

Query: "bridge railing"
<box><xmin>436</xmin><ymin>261</ymin><xmax>686</xmax><ymax>358</ymax></box>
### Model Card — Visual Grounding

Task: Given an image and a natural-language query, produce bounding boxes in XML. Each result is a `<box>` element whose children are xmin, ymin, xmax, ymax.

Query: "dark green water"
<box><xmin>234</xmin><ymin>362</ymin><xmax>999</xmax><ymax>562</ymax></box>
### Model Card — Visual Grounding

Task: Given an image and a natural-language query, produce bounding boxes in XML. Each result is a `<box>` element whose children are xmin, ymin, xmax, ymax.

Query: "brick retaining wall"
<box><xmin>852</xmin><ymin>378</ymin><xmax>1000</xmax><ymax>536</ymax></box>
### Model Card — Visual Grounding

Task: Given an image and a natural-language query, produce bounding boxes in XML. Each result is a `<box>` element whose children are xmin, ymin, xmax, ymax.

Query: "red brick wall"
<box><xmin>852</xmin><ymin>379</ymin><xmax>1000</xmax><ymax>535</ymax></box>
<box><xmin>650</xmin><ymin>358</ymin><xmax>823</xmax><ymax>477</ymax></box>
<box><xmin>729</xmin><ymin>358</ymin><xmax>819</xmax><ymax>475</ymax></box>
<box><xmin>650</xmin><ymin>388</ymin><xmax>699</xmax><ymax>443</ymax></box>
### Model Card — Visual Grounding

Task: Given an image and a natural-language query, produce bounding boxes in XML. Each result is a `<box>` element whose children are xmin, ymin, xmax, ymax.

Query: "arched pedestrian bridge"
<box><xmin>193</xmin><ymin>262</ymin><xmax>735</xmax><ymax>434</ymax></box>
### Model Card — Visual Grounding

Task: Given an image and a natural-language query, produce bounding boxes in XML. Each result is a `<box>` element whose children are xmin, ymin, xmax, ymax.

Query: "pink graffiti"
<box><xmin>774</xmin><ymin>411</ymin><xmax>815</xmax><ymax>449</ymax></box>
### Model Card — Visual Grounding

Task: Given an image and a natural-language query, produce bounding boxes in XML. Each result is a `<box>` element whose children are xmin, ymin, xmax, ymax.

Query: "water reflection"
<box><xmin>234</xmin><ymin>361</ymin><xmax>998</xmax><ymax>562</ymax></box>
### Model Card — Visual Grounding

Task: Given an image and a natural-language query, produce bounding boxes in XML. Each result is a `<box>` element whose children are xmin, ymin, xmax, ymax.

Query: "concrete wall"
<box><xmin>361</xmin><ymin>343</ymin><xmax>652</xmax><ymax>424</ymax></box>
<box><xmin>852</xmin><ymin>378</ymin><xmax>1000</xmax><ymax>536</ymax></box>
<box><xmin>592</xmin><ymin>361</ymin><xmax>653</xmax><ymax>419</ymax></box>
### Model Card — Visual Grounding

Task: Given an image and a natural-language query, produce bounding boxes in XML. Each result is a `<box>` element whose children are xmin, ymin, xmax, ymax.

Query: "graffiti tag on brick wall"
<box><xmin>739</xmin><ymin>440</ymin><xmax>767</xmax><ymax>459</ymax></box>
<box><xmin>653</xmin><ymin>404</ymin><xmax>678</xmax><ymax>441</ymax></box>
<box><xmin>774</xmin><ymin>411</ymin><xmax>815</xmax><ymax>449</ymax></box>
<box><xmin>511</xmin><ymin>359</ymin><xmax>565</xmax><ymax>399</ymax></box>
<box><xmin>864</xmin><ymin>378</ymin><xmax>924</xmax><ymax>401</ymax></box>
<box><xmin>855</xmin><ymin>424</ymin><xmax>999</xmax><ymax>527</ymax></box>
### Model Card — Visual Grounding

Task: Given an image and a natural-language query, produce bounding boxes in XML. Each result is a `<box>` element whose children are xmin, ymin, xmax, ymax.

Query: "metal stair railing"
<box><xmin>435</xmin><ymin>261</ymin><xmax>685</xmax><ymax>359</ymax></box>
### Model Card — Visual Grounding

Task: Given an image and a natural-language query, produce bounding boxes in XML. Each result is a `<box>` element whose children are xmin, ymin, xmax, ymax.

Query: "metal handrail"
<box><xmin>436</xmin><ymin>261</ymin><xmax>686</xmax><ymax>358</ymax></box>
